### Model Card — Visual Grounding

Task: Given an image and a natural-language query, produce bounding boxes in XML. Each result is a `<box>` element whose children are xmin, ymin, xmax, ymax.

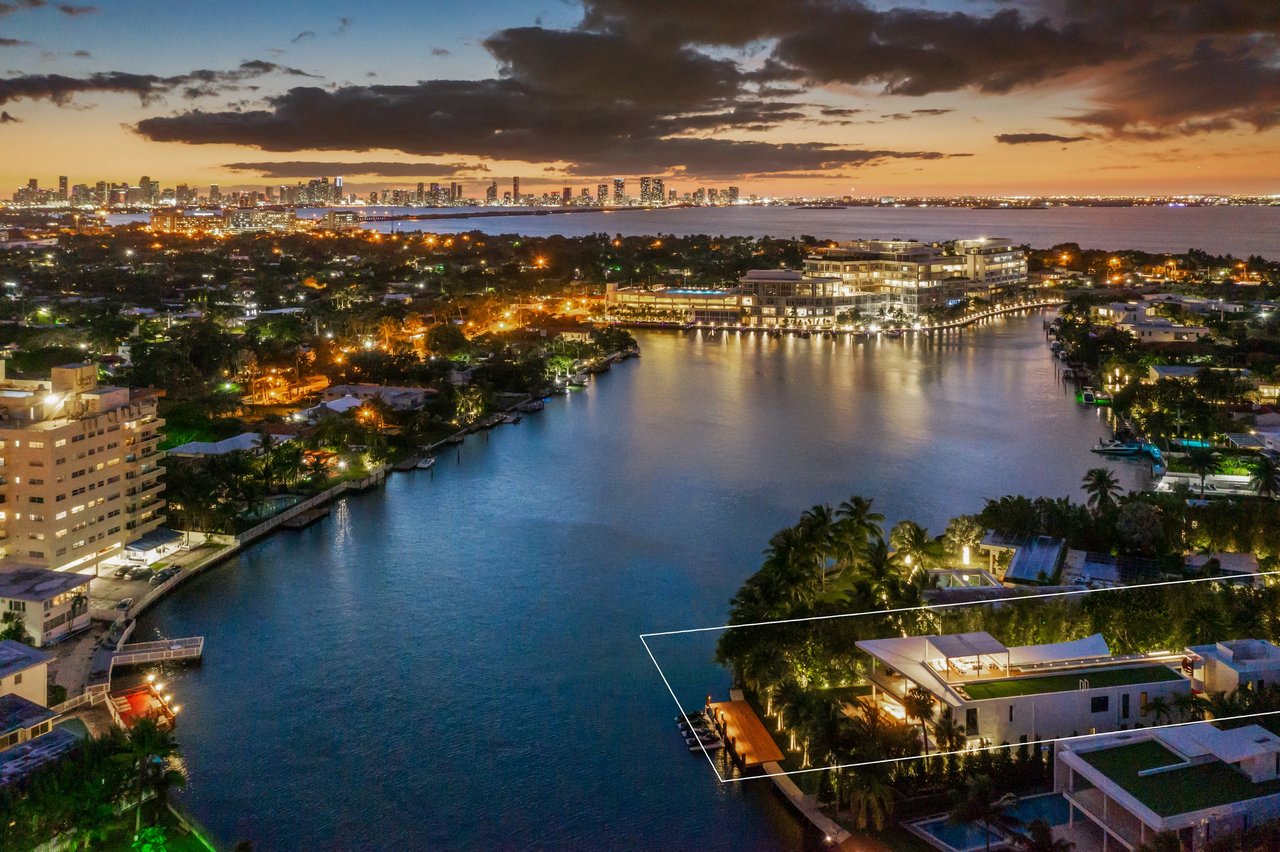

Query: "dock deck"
<box><xmin>112</xmin><ymin>637</ymin><xmax>204</xmax><ymax>667</ymax></box>
<box><xmin>707</xmin><ymin>700</ymin><xmax>784</xmax><ymax>767</ymax></box>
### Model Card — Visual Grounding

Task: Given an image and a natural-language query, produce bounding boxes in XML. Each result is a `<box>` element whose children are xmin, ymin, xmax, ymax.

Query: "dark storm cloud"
<box><xmin>0</xmin><ymin>38</ymin><xmax>32</xmax><ymax>46</ymax></box>
<box><xmin>1064</xmin><ymin>42</ymin><xmax>1280</xmax><ymax>137</ymax></box>
<box><xmin>995</xmin><ymin>132</ymin><xmax>1087</xmax><ymax>144</ymax></box>
<box><xmin>57</xmin><ymin>3</ymin><xmax>96</xmax><ymax>14</ymax></box>
<box><xmin>0</xmin><ymin>61</ymin><xmax>319</xmax><ymax>107</ymax></box>
<box><xmin>135</xmin><ymin>79</ymin><xmax>957</xmax><ymax>179</ymax></box>
<box><xmin>484</xmin><ymin>27</ymin><xmax>743</xmax><ymax>108</ymax></box>
<box><xmin>581</xmin><ymin>0</ymin><xmax>1280</xmax><ymax>137</ymax></box>
<box><xmin>224</xmin><ymin>160</ymin><xmax>490</xmax><ymax>178</ymax></box>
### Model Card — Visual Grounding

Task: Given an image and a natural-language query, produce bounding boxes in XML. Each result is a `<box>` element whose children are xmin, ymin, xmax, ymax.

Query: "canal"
<box><xmin>137</xmin><ymin>313</ymin><xmax>1145</xmax><ymax>850</ymax></box>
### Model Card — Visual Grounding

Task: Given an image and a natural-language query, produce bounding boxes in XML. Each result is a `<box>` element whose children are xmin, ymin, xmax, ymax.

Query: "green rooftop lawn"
<box><xmin>1079</xmin><ymin>739</ymin><xmax>1280</xmax><ymax>817</ymax></box>
<box><xmin>961</xmin><ymin>665</ymin><xmax>1184</xmax><ymax>700</ymax></box>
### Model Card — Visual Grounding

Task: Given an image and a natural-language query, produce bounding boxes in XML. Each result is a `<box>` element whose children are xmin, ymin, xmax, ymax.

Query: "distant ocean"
<box><xmin>109</xmin><ymin>204</ymin><xmax>1279</xmax><ymax>257</ymax></box>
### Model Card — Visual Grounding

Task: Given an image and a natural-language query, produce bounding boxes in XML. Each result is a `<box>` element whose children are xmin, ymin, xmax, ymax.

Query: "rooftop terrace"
<box><xmin>1080</xmin><ymin>738</ymin><xmax>1280</xmax><ymax>817</ymax></box>
<box><xmin>961</xmin><ymin>664</ymin><xmax>1184</xmax><ymax>700</ymax></box>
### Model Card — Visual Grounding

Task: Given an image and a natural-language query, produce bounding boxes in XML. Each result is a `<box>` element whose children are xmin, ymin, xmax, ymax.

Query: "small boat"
<box><xmin>676</xmin><ymin>713</ymin><xmax>708</xmax><ymax>724</ymax></box>
<box><xmin>884</xmin><ymin>329</ymin><xmax>903</xmax><ymax>339</ymax></box>
<box><xmin>688</xmin><ymin>739</ymin><xmax>724</xmax><ymax>752</ymax></box>
<box><xmin>569</xmin><ymin>373</ymin><xmax>589</xmax><ymax>386</ymax></box>
<box><xmin>1076</xmin><ymin>386</ymin><xmax>1112</xmax><ymax>406</ymax></box>
<box><xmin>516</xmin><ymin>399</ymin><xmax>545</xmax><ymax>413</ymax></box>
<box><xmin>502</xmin><ymin>413</ymin><xmax>522</xmax><ymax>425</ymax></box>
<box><xmin>416</xmin><ymin>457</ymin><xmax>436</xmax><ymax>470</ymax></box>
<box><xmin>1092</xmin><ymin>439</ymin><xmax>1142</xmax><ymax>456</ymax></box>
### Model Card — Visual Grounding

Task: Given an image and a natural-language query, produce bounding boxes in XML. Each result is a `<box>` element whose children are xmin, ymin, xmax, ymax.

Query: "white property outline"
<box><xmin>640</xmin><ymin>569</ymin><xmax>1280</xmax><ymax>783</ymax></box>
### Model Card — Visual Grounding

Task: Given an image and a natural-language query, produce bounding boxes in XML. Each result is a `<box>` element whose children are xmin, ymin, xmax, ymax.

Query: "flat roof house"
<box><xmin>0</xmin><ymin>566</ymin><xmax>90</xmax><ymax>647</ymax></box>
<box><xmin>1057</xmin><ymin>724</ymin><xmax>1280</xmax><ymax>850</ymax></box>
<box><xmin>857</xmin><ymin>631</ymin><xmax>1190</xmax><ymax>746</ymax></box>
<box><xmin>1185</xmin><ymin>639</ymin><xmax>1280</xmax><ymax>696</ymax></box>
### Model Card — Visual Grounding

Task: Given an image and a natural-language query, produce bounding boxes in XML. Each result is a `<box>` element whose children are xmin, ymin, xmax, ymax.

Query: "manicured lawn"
<box><xmin>961</xmin><ymin>665</ymin><xmax>1184</xmax><ymax>700</ymax></box>
<box><xmin>1079</xmin><ymin>739</ymin><xmax>1280</xmax><ymax>817</ymax></box>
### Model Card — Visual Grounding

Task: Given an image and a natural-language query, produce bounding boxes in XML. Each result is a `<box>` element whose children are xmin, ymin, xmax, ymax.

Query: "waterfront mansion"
<box><xmin>857</xmin><ymin>631</ymin><xmax>1194</xmax><ymax>746</ymax></box>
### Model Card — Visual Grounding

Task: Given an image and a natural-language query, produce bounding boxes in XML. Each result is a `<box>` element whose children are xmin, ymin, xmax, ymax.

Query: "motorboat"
<box><xmin>1076</xmin><ymin>387</ymin><xmax>1112</xmax><ymax>406</ymax></box>
<box><xmin>416</xmin><ymin>457</ymin><xmax>436</xmax><ymax>470</ymax></box>
<box><xmin>1092</xmin><ymin>439</ymin><xmax>1142</xmax><ymax>456</ymax></box>
<box><xmin>688</xmin><ymin>739</ymin><xmax>725</xmax><ymax>752</ymax></box>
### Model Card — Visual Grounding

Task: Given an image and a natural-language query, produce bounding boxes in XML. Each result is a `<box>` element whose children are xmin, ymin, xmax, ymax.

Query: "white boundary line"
<box><xmin>639</xmin><ymin>633</ymin><xmax>724</xmax><ymax>781</ymax></box>
<box><xmin>640</xmin><ymin>570</ymin><xmax>1280</xmax><ymax>783</ymax></box>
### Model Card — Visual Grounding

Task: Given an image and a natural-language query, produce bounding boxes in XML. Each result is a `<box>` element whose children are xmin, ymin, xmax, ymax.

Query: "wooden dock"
<box><xmin>707</xmin><ymin>700</ymin><xmax>784</xmax><ymax>767</ymax></box>
<box><xmin>282</xmin><ymin>506</ymin><xmax>330</xmax><ymax>529</ymax></box>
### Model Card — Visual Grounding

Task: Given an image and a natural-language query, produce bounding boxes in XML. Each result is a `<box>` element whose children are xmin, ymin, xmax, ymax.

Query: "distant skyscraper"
<box><xmin>26</xmin><ymin>178</ymin><xmax>36</xmax><ymax>192</ymax></box>
<box><xmin>597</xmin><ymin>183</ymin><xmax>608</xmax><ymax>205</ymax></box>
<box><xmin>612</xmin><ymin>178</ymin><xmax>624</xmax><ymax>205</ymax></box>
<box><xmin>652</xmin><ymin>178</ymin><xmax>665</xmax><ymax>204</ymax></box>
<box><xmin>639</xmin><ymin>177</ymin><xmax>652</xmax><ymax>204</ymax></box>
<box><xmin>561</xmin><ymin>186</ymin><xmax>571</xmax><ymax>205</ymax></box>
<box><xmin>209</xmin><ymin>184</ymin><xmax>220</xmax><ymax>203</ymax></box>
<box><xmin>512</xmin><ymin>177</ymin><xmax>520</xmax><ymax>203</ymax></box>
<box><xmin>668</xmin><ymin>189</ymin><xmax>676</xmax><ymax>202</ymax></box>
<box><xmin>57</xmin><ymin>176</ymin><xmax>68</xmax><ymax>201</ymax></box>
<box><xmin>726</xmin><ymin>186</ymin><xmax>740</xmax><ymax>204</ymax></box>
<box><xmin>708</xmin><ymin>188</ymin><xmax>719</xmax><ymax>203</ymax></box>
<box><xmin>486</xmin><ymin>181</ymin><xmax>498</xmax><ymax>204</ymax></box>
<box><xmin>429</xmin><ymin>182</ymin><xmax>441</xmax><ymax>205</ymax></box>
<box><xmin>449</xmin><ymin>182</ymin><xmax>458</xmax><ymax>203</ymax></box>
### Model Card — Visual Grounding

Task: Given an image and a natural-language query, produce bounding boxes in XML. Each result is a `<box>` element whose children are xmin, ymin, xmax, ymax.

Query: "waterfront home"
<box><xmin>1061</xmin><ymin>550</ymin><xmax>1163</xmax><ymax>588</ymax></box>
<box><xmin>0</xmin><ymin>639</ymin><xmax>51</xmax><ymax>706</ymax></box>
<box><xmin>978</xmin><ymin>531</ymin><xmax>1066</xmax><ymax>583</ymax></box>
<box><xmin>1184</xmin><ymin>639</ymin><xmax>1280</xmax><ymax>695</ymax></box>
<box><xmin>167</xmin><ymin>431</ymin><xmax>297</xmax><ymax>459</ymax></box>
<box><xmin>1055</xmin><ymin>724</ymin><xmax>1280</xmax><ymax>850</ymax></box>
<box><xmin>0</xmin><ymin>567</ymin><xmax>90</xmax><ymax>646</ymax></box>
<box><xmin>1146</xmin><ymin>365</ymin><xmax>1253</xmax><ymax>385</ymax></box>
<box><xmin>1184</xmin><ymin>552</ymin><xmax>1261</xmax><ymax>586</ymax></box>
<box><xmin>320</xmin><ymin>383</ymin><xmax>435</xmax><ymax>411</ymax></box>
<box><xmin>857</xmin><ymin>631</ymin><xmax>1190</xmax><ymax>746</ymax></box>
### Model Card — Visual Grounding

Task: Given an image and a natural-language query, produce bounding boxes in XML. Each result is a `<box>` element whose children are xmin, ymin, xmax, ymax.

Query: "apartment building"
<box><xmin>0</xmin><ymin>363</ymin><xmax>165</xmax><ymax>575</ymax></box>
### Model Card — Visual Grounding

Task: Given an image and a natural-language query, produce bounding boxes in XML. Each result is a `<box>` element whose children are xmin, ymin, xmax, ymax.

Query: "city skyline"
<box><xmin>0</xmin><ymin>0</ymin><xmax>1277</xmax><ymax>195</ymax></box>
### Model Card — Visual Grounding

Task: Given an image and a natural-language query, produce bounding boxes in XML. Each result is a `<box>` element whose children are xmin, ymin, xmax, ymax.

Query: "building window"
<box><xmin>1121</xmin><ymin>694</ymin><xmax>1130</xmax><ymax>720</ymax></box>
<box><xmin>965</xmin><ymin>708</ymin><xmax>979</xmax><ymax>735</ymax></box>
<box><xmin>1091</xmin><ymin>696</ymin><xmax>1110</xmax><ymax>714</ymax></box>
<box><xmin>7</xmin><ymin>601</ymin><xmax>24</xmax><ymax>612</ymax></box>
<box><xmin>13</xmin><ymin>673</ymin><xmax>20</xmax><ymax>685</ymax></box>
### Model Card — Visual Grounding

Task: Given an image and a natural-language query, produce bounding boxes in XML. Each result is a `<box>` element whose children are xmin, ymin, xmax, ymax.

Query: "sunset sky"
<box><xmin>0</xmin><ymin>0</ymin><xmax>1277</xmax><ymax>196</ymax></box>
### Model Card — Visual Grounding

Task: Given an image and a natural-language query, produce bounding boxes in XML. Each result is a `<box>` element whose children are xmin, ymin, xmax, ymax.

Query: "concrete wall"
<box><xmin>968</xmin><ymin>676</ymin><xmax>1191</xmax><ymax>743</ymax></box>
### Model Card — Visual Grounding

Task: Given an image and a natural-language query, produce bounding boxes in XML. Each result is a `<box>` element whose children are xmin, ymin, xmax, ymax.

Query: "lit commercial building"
<box><xmin>603</xmin><ymin>283</ymin><xmax>750</xmax><ymax>325</ymax></box>
<box><xmin>0</xmin><ymin>363</ymin><xmax>165</xmax><ymax>576</ymax></box>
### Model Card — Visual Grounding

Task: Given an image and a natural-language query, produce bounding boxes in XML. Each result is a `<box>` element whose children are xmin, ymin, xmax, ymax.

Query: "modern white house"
<box><xmin>1184</xmin><ymin>639</ymin><xmax>1280</xmax><ymax>695</ymax></box>
<box><xmin>857</xmin><ymin>631</ymin><xmax>1191</xmax><ymax>746</ymax></box>
<box><xmin>1056</xmin><ymin>724</ymin><xmax>1280</xmax><ymax>850</ymax></box>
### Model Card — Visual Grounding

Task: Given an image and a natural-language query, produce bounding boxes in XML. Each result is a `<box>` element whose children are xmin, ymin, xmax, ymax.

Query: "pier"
<box><xmin>112</xmin><ymin>636</ymin><xmax>204</xmax><ymax>667</ymax></box>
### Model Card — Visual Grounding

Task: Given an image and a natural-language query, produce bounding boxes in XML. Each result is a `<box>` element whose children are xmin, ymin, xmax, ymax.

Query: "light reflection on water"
<box><xmin>136</xmin><ymin>314</ymin><xmax>1143</xmax><ymax>850</ymax></box>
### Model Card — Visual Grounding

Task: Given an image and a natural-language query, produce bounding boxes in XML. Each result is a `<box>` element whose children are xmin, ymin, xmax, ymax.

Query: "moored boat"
<box><xmin>416</xmin><ymin>457</ymin><xmax>436</xmax><ymax>470</ymax></box>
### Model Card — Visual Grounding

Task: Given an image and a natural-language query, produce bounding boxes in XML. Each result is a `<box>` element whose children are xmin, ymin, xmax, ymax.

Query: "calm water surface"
<box><xmin>138</xmin><ymin>315</ymin><xmax>1145</xmax><ymax>850</ymax></box>
<box><xmin>111</xmin><ymin>205</ymin><xmax>1279</xmax><ymax>255</ymax></box>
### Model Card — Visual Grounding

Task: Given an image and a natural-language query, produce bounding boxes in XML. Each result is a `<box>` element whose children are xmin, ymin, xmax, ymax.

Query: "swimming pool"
<box><xmin>913</xmin><ymin>816</ymin><xmax>1003</xmax><ymax>852</ymax></box>
<box><xmin>1008</xmin><ymin>793</ymin><xmax>1071</xmax><ymax>827</ymax></box>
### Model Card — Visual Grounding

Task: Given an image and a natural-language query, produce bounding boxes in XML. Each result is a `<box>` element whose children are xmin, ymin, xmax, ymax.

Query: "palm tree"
<box><xmin>933</xmin><ymin>707</ymin><xmax>966</xmax><ymax>753</ymax></box>
<box><xmin>1250</xmin><ymin>452</ymin><xmax>1280</xmax><ymax>499</ymax></box>
<box><xmin>943</xmin><ymin>515</ymin><xmax>984</xmax><ymax>558</ymax></box>
<box><xmin>1013</xmin><ymin>819</ymin><xmax>1074</xmax><ymax>851</ymax></box>
<box><xmin>1082</xmin><ymin>467</ymin><xmax>1122</xmax><ymax>514</ymax></box>
<box><xmin>1185</xmin><ymin>446</ymin><xmax>1219</xmax><ymax>499</ymax></box>
<box><xmin>1172</xmin><ymin>691</ymin><xmax>1203</xmax><ymax>722</ymax></box>
<box><xmin>1144</xmin><ymin>695</ymin><xmax>1172</xmax><ymax>724</ymax></box>
<box><xmin>950</xmin><ymin>775</ymin><xmax>1020</xmax><ymax>852</ymax></box>
<box><xmin>890</xmin><ymin>520</ymin><xmax>932</xmax><ymax>572</ymax></box>
<box><xmin>846</xmin><ymin>768</ymin><xmax>896</xmax><ymax>831</ymax></box>
<box><xmin>1135</xmin><ymin>832</ymin><xmax>1184</xmax><ymax>852</ymax></box>
<box><xmin>902</xmin><ymin>686</ymin><xmax>936</xmax><ymax>755</ymax></box>
<box><xmin>798</xmin><ymin>504</ymin><xmax>836</xmax><ymax>592</ymax></box>
<box><xmin>116</xmin><ymin>719</ymin><xmax>181</xmax><ymax>833</ymax></box>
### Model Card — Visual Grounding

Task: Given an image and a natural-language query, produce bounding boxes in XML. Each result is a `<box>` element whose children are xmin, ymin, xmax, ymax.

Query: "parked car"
<box><xmin>113</xmin><ymin>566</ymin><xmax>132</xmax><ymax>579</ymax></box>
<box><xmin>127</xmin><ymin>567</ymin><xmax>152</xmax><ymax>580</ymax></box>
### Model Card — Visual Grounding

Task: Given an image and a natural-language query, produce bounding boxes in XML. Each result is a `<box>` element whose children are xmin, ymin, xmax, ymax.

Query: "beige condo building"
<box><xmin>0</xmin><ymin>363</ymin><xmax>165</xmax><ymax>575</ymax></box>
